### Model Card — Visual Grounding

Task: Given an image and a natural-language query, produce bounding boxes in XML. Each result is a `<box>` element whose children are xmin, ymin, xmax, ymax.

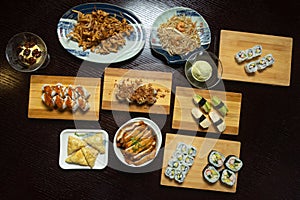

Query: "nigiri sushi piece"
<box><xmin>53</xmin><ymin>95</ymin><xmax>66</xmax><ymax>110</ymax></box>
<box><xmin>211</xmin><ymin>96</ymin><xmax>229</xmax><ymax>116</ymax></box>
<box><xmin>52</xmin><ymin>83</ymin><xmax>65</xmax><ymax>97</ymax></box>
<box><xmin>64</xmin><ymin>85</ymin><xmax>79</xmax><ymax>100</ymax></box>
<box><xmin>208</xmin><ymin>111</ymin><xmax>226</xmax><ymax>132</ymax></box>
<box><xmin>191</xmin><ymin>108</ymin><xmax>211</xmax><ymax>129</ymax></box>
<box><xmin>77</xmin><ymin>96</ymin><xmax>90</xmax><ymax>112</ymax></box>
<box><xmin>193</xmin><ymin>94</ymin><xmax>211</xmax><ymax>113</ymax></box>
<box><xmin>75</xmin><ymin>85</ymin><xmax>90</xmax><ymax>99</ymax></box>
<box><xmin>41</xmin><ymin>93</ymin><xmax>55</xmax><ymax>109</ymax></box>
<box><xmin>64</xmin><ymin>96</ymin><xmax>79</xmax><ymax>112</ymax></box>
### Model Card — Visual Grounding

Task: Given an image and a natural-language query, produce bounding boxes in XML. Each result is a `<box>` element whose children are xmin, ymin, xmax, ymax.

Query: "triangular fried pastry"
<box><xmin>65</xmin><ymin>149</ymin><xmax>88</xmax><ymax>166</ymax></box>
<box><xmin>67</xmin><ymin>135</ymin><xmax>87</xmax><ymax>155</ymax></box>
<box><xmin>82</xmin><ymin>146</ymin><xmax>99</xmax><ymax>168</ymax></box>
<box><xmin>83</xmin><ymin>134</ymin><xmax>105</xmax><ymax>154</ymax></box>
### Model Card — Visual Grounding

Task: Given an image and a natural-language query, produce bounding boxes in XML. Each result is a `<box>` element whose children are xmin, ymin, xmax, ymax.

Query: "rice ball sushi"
<box><xmin>208</xmin><ymin>111</ymin><xmax>226</xmax><ymax>132</ymax></box>
<box><xmin>191</xmin><ymin>107</ymin><xmax>211</xmax><ymax>129</ymax></box>
<box><xmin>225</xmin><ymin>155</ymin><xmax>243</xmax><ymax>172</ymax></box>
<box><xmin>208</xmin><ymin>150</ymin><xmax>225</xmax><ymax>168</ymax></box>
<box><xmin>203</xmin><ymin>165</ymin><xmax>220</xmax><ymax>184</ymax></box>
<box><xmin>220</xmin><ymin>169</ymin><xmax>236</xmax><ymax>187</ymax></box>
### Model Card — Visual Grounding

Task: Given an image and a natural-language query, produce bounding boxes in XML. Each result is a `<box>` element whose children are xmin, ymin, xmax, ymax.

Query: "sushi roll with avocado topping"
<box><xmin>203</xmin><ymin>165</ymin><xmax>220</xmax><ymax>184</ymax></box>
<box><xmin>225</xmin><ymin>155</ymin><xmax>243</xmax><ymax>172</ymax></box>
<box><xmin>191</xmin><ymin>108</ymin><xmax>211</xmax><ymax>129</ymax></box>
<box><xmin>193</xmin><ymin>94</ymin><xmax>211</xmax><ymax>113</ymax></box>
<box><xmin>220</xmin><ymin>169</ymin><xmax>236</xmax><ymax>187</ymax></box>
<box><xmin>208</xmin><ymin>111</ymin><xmax>226</xmax><ymax>132</ymax></box>
<box><xmin>211</xmin><ymin>96</ymin><xmax>229</xmax><ymax>116</ymax></box>
<box><xmin>208</xmin><ymin>150</ymin><xmax>225</xmax><ymax>168</ymax></box>
<box><xmin>165</xmin><ymin>166</ymin><xmax>176</xmax><ymax>179</ymax></box>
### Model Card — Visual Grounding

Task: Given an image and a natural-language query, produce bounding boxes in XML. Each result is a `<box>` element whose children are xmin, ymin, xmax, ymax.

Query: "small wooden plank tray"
<box><xmin>102</xmin><ymin>68</ymin><xmax>172</xmax><ymax>114</ymax></box>
<box><xmin>219</xmin><ymin>30</ymin><xmax>293</xmax><ymax>86</ymax></box>
<box><xmin>160</xmin><ymin>133</ymin><xmax>241</xmax><ymax>193</ymax></box>
<box><xmin>172</xmin><ymin>86</ymin><xmax>242</xmax><ymax>135</ymax></box>
<box><xmin>28</xmin><ymin>75</ymin><xmax>101</xmax><ymax>121</ymax></box>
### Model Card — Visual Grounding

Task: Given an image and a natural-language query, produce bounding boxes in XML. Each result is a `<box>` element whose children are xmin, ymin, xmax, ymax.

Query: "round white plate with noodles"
<box><xmin>57</xmin><ymin>3</ymin><xmax>145</xmax><ymax>64</ymax></box>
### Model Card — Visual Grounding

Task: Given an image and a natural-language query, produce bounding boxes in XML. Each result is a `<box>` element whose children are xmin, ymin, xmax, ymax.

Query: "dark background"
<box><xmin>0</xmin><ymin>0</ymin><xmax>299</xmax><ymax>199</ymax></box>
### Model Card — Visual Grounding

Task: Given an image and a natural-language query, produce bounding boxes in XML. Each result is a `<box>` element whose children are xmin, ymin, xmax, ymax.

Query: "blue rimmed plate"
<box><xmin>150</xmin><ymin>7</ymin><xmax>211</xmax><ymax>65</ymax></box>
<box><xmin>57</xmin><ymin>3</ymin><xmax>145</xmax><ymax>64</ymax></box>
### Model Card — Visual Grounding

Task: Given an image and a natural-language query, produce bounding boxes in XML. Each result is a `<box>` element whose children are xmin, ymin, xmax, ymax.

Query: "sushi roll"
<box><xmin>174</xmin><ymin>169</ymin><xmax>186</xmax><ymax>183</ymax></box>
<box><xmin>193</xmin><ymin>94</ymin><xmax>211</xmax><ymax>113</ymax></box>
<box><xmin>211</xmin><ymin>96</ymin><xmax>229</xmax><ymax>117</ymax></box>
<box><xmin>235</xmin><ymin>50</ymin><xmax>247</xmax><ymax>63</ymax></box>
<box><xmin>176</xmin><ymin>143</ymin><xmax>188</xmax><ymax>155</ymax></box>
<box><xmin>244</xmin><ymin>61</ymin><xmax>258</xmax><ymax>73</ymax></box>
<box><xmin>208</xmin><ymin>111</ymin><xmax>226</xmax><ymax>132</ymax></box>
<box><xmin>187</xmin><ymin>145</ymin><xmax>197</xmax><ymax>157</ymax></box>
<box><xmin>183</xmin><ymin>155</ymin><xmax>194</xmax><ymax>166</ymax></box>
<box><xmin>42</xmin><ymin>84</ymin><xmax>55</xmax><ymax>96</ymax></box>
<box><xmin>64</xmin><ymin>96</ymin><xmax>79</xmax><ymax>112</ymax></box>
<box><xmin>246</xmin><ymin>48</ymin><xmax>254</xmax><ymax>60</ymax></box>
<box><xmin>203</xmin><ymin>165</ymin><xmax>220</xmax><ymax>184</ymax></box>
<box><xmin>64</xmin><ymin>85</ymin><xmax>79</xmax><ymax>100</ymax></box>
<box><xmin>165</xmin><ymin>166</ymin><xmax>176</xmax><ymax>179</ymax></box>
<box><xmin>52</xmin><ymin>83</ymin><xmax>65</xmax><ymax>97</ymax></box>
<box><xmin>172</xmin><ymin>151</ymin><xmax>185</xmax><ymax>162</ymax></box>
<box><xmin>191</xmin><ymin>108</ymin><xmax>211</xmax><ymax>129</ymax></box>
<box><xmin>208</xmin><ymin>150</ymin><xmax>225</xmax><ymax>168</ymax></box>
<box><xmin>265</xmin><ymin>54</ymin><xmax>275</xmax><ymax>66</ymax></box>
<box><xmin>168</xmin><ymin>159</ymin><xmax>181</xmax><ymax>169</ymax></box>
<box><xmin>77</xmin><ymin>96</ymin><xmax>90</xmax><ymax>112</ymax></box>
<box><xmin>224</xmin><ymin>155</ymin><xmax>243</xmax><ymax>172</ymax></box>
<box><xmin>257</xmin><ymin>57</ymin><xmax>267</xmax><ymax>70</ymax></box>
<box><xmin>41</xmin><ymin>93</ymin><xmax>55</xmax><ymax>109</ymax></box>
<box><xmin>75</xmin><ymin>85</ymin><xmax>90</xmax><ymax>99</ymax></box>
<box><xmin>178</xmin><ymin>163</ymin><xmax>190</xmax><ymax>175</ymax></box>
<box><xmin>53</xmin><ymin>95</ymin><xmax>66</xmax><ymax>110</ymax></box>
<box><xmin>253</xmin><ymin>45</ymin><xmax>262</xmax><ymax>57</ymax></box>
<box><xmin>220</xmin><ymin>169</ymin><xmax>236</xmax><ymax>187</ymax></box>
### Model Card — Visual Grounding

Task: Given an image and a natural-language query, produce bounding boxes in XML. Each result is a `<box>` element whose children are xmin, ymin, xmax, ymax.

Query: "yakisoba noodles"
<box><xmin>157</xmin><ymin>15</ymin><xmax>201</xmax><ymax>56</ymax></box>
<box><xmin>67</xmin><ymin>9</ymin><xmax>134</xmax><ymax>54</ymax></box>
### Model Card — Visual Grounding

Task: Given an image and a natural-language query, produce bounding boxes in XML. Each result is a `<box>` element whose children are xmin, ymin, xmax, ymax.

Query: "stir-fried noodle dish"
<box><xmin>157</xmin><ymin>15</ymin><xmax>201</xmax><ymax>56</ymax></box>
<box><xmin>67</xmin><ymin>9</ymin><xmax>134</xmax><ymax>54</ymax></box>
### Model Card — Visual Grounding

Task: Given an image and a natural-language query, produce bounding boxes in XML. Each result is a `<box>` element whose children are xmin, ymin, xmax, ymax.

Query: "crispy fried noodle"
<box><xmin>157</xmin><ymin>15</ymin><xmax>201</xmax><ymax>56</ymax></box>
<box><xmin>67</xmin><ymin>9</ymin><xmax>134</xmax><ymax>54</ymax></box>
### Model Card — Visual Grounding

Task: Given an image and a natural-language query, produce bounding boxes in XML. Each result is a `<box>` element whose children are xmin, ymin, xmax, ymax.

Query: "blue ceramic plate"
<box><xmin>150</xmin><ymin>7</ymin><xmax>211</xmax><ymax>65</ymax></box>
<box><xmin>57</xmin><ymin>3</ymin><xmax>145</xmax><ymax>63</ymax></box>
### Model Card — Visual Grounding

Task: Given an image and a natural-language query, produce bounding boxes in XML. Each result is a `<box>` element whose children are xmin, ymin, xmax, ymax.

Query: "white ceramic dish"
<box><xmin>113</xmin><ymin>117</ymin><xmax>162</xmax><ymax>167</ymax></box>
<box><xmin>59</xmin><ymin>129</ymin><xmax>108</xmax><ymax>169</ymax></box>
<box><xmin>57</xmin><ymin>3</ymin><xmax>145</xmax><ymax>64</ymax></box>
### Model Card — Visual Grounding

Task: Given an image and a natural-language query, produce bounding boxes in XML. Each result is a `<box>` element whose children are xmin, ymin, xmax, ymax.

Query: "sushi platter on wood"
<box><xmin>28</xmin><ymin>75</ymin><xmax>101</xmax><ymax>121</ymax></box>
<box><xmin>219</xmin><ymin>30</ymin><xmax>293</xmax><ymax>86</ymax></box>
<box><xmin>172</xmin><ymin>86</ymin><xmax>242</xmax><ymax>135</ymax></box>
<box><xmin>102</xmin><ymin>68</ymin><xmax>172</xmax><ymax>114</ymax></box>
<box><xmin>160</xmin><ymin>133</ymin><xmax>241</xmax><ymax>193</ymax></box>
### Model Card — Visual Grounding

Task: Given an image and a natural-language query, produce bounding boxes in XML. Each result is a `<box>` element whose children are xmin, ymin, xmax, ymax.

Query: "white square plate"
<box><xmin>59</xmin><ymin>129</ymin><xmax>109</xmax><ymax>169</ymax></box>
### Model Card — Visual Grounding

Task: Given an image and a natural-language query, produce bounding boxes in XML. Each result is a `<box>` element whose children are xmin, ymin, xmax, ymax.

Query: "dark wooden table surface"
<box><xmin>0</xmin><ymin>0</ymin><xmax>299</xmax><ymax>199</ymax></box>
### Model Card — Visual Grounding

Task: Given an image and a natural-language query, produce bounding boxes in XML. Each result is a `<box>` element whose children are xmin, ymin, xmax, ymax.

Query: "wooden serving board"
<box><xmin>172</xmin><ymin>86</ymin><xmax>242</xmax><ymax>135</ymax></box>
<box><xmin>161</xmin><ymin>133</ymin><xmax>241</xmax><ymax>193</ymax></box>
<box><xmin>28</xmin><ymin>75</ymin><xmax>101</xmax><ymax>121</ymax></box>
<box><xmin>102</xmin><ymin>68</ymin><xmax>172</xmax><ymax>114</ymax></box>
<box><xmin>219</xmin><ymin>30</ymin><xmax>293</xmax><ymax>86</ymax></box>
